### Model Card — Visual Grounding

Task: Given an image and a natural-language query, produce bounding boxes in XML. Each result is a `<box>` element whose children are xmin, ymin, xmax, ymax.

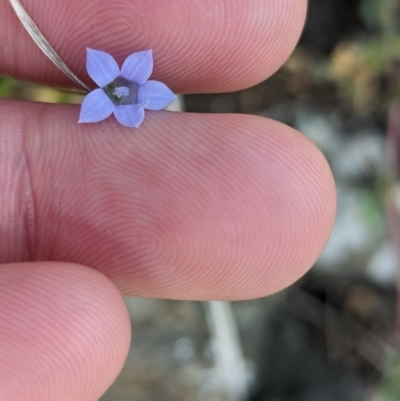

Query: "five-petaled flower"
<box><xmin>79</xmin><ymin>48</ymin><xmax>176</xmax><ymax>128</ymax></box>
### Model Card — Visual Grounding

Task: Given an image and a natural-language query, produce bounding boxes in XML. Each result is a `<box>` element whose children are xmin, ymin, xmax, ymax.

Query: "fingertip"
<box><xmin>1</xmin><ymin>103</ymin><xmax>335</xmax><ymax>301</ymax></box>
<box><xmin>166</xmin><ymin>114</ymin><xmax>336</xmax><ymax>299</ymax></box>
<box><xmin>244</xmin><ymin>117</ymin><xmax>337</xmax><ymax>297</ymax></box>
<box><xmin>2</xmin><ymin>0</ymin><xmax>307</xmax><ymax>92</ymax></box>
<box><xmin>0</xmin><ymin>262</ymin><xmax>131</xmax><ymax>401</ymax></box>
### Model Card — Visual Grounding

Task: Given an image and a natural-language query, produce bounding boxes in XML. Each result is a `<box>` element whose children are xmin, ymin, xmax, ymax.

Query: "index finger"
<box><xmin>1</xmin><ymin>0</ymin><xmax>307</xmax><ymax>93</ymax></box>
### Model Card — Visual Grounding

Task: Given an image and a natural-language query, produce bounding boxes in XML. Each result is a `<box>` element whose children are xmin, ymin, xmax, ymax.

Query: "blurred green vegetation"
<box><xmin>0</xmin><ymin>76</ymin><xmax>15</xmax><ymax>97</ymax></box>
<box><xmin>375</xmin><ymin>354</ymin><xmax>400</xmax><ymax>401</ymax></box>
<box><xmin>323</xmin><ymin>0</ymin><xmax>400</xmax><ymax>114</ymax></box>
<box><xmin>0</xmin><ymin>75</ymin><xmax>83</xmax><ymax>104</ymax></box>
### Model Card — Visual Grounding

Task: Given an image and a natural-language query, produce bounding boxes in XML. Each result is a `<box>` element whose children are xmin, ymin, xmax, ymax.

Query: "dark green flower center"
<box><xmin>103</xmin><ymin>77</ymin><xmax>138</xmax><ymax>105</ymax></box>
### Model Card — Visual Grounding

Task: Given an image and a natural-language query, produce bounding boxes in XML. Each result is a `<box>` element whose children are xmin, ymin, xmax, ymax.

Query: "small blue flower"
<box><xmin>79</xmin><ymin>48</ymin><xmax>176</xmax><ymax>128</ymax></box>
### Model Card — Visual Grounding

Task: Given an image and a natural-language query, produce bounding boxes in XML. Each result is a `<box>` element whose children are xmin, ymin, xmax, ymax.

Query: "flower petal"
<box><xmin>86</xmin><ymin>48</ymin><xmax>120</xmax><ymax>88</ymax></box>
<box><xmin>79</xmin><ymin>89</ymin><xmax>115</xmax><ymax>123</ymax></box>
<box><xmin>137</xmin><ymin>80</ymin><xmax>177</xmax><ymax>110</ymax></box>
<box><xmin>114</xmin><ymin>105</ymin><xmax>145</xmax><ymax>128</ymax></box>
<box><xmin>120</xmin><ymin>50</ymin><xmax>153</xmax><ymax>85</ymax></box>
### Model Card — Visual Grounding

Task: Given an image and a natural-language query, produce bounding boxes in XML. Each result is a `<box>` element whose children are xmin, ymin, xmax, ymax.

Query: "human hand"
<box><xmin>0</xmin><ymin>0</ymin><xmax>336</xmax><ymax>400</ymax></box>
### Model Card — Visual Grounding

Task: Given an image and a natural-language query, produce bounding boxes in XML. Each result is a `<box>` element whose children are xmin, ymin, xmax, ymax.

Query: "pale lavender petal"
<box><xmin>114</xmin><ymin>104</ymin><xmax>145</xmax><ymax>128</ymax></box>
<box><xmin>79</xmin><ymin>89</ymin><xmax>115</xmax><ymax>123</ymax></box>
<box><xmin>86</xmin><ymin>48</ymin><xmax>120</xmax><ymax>87</ymax></box>
<box><xmin>137</xmin><ymin>80</ymin><xmax>177</xmax><ymax>110</ymax></box>
<box><xmin>120</xmin><ymin>50</ymin><xmax>153</xmax><ymax>85</ymax></box>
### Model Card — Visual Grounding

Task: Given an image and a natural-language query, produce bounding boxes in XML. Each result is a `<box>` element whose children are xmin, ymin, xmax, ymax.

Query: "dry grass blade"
<box><xmin>8</xmin><ymin>0</ymin><xmax>90</xmax><ymax>92</ymax></box>
<box><xmin>205</xmin><ymin>302</ymin><xmax>249</xmax><ymax>401</ymax></box>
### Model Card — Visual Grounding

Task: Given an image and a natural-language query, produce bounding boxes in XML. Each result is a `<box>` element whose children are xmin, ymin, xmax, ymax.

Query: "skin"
<box><xmin>0</xmin><ymin>0</ymin><xmax>336</xmax><ymax>400</ymax></box>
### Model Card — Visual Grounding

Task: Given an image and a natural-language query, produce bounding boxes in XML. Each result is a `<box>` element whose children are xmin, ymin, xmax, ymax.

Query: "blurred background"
<box><xmin>2</xmin><ymin>0</ymin><xmax>400</xmax><ymax>400</ymax></box>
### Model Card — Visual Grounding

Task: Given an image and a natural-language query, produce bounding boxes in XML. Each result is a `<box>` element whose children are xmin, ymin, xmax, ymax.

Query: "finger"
<box><xmin>0</xmin><ymin>101</ymin><xmax>336</xmax><ymax>300</ymax></box>
<box><xmin>0</xmin><ymin>262</ymin><xmax>131</xmax><ymax>401</ymax></box>
<box><xmin>2</xmin><ymin>0</ymin><xmax>307</xmax><ymax>93</ymax></box>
